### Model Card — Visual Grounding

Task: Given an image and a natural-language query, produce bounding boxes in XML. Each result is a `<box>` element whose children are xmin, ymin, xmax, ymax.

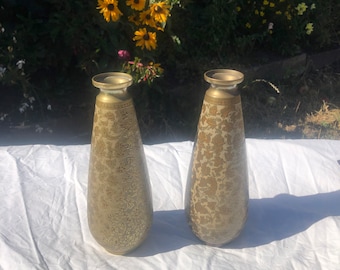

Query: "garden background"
<box><xmin>0</xmin><ymin>0</ymin><xmax>339</xmax><ymax>145</ymax></box>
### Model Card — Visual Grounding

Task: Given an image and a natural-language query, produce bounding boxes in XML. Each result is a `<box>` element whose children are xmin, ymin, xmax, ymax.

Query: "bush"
<box><xmin>170</xmin><ymin>0</ymin><xmax>340</xmax><ymax>58</ymax></box>
<box><xmin>0</xmin><ymin>0</ymin><xmax>339</xmax><ymax>138</ymax></box>
<box><xmin>1</xmin><ymin>0</ymin><xmax>339</xmax><ymax>96</ymax></box>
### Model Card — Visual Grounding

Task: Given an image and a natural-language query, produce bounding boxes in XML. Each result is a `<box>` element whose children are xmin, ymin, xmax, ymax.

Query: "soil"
<box><xmin>1</xmin><ymin>49</ymin><xmax>340</xmax><ymax>146</ymax></box>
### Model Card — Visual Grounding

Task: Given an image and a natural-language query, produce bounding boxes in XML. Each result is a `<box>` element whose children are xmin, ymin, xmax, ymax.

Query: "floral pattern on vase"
<box><xmin>186</xmin><ymin>69</ymin><xmax>249</xmax><ymax>246</ymax></box>
<box><xmin>87</xmin><ymin>72</ymin><xmax>153</xmax><ymax>255</ymax></box>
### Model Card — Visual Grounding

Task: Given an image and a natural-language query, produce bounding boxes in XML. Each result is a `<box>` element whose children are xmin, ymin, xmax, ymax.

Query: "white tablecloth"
<box><xmin>1</xmin><ymin>139</ymin><xmax>340</xmax><ymax>269</ymax></box>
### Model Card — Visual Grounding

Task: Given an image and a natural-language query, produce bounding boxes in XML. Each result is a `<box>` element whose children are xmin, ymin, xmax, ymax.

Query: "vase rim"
<box><xmin>92</xmin><ymin>72</ymin><xmax>133</xmax><ymax>91</ymax></box>
<box><xmin>204</xmin><ymin>69</ymin><xmax>244</xmax><ymax>86</ymax></box>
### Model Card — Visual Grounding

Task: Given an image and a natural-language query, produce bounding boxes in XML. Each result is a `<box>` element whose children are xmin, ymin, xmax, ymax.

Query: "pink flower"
<box><xmin>118</xmin><ymin>50</ymin><xmax>131</xmax><ymax>60</ymax></box>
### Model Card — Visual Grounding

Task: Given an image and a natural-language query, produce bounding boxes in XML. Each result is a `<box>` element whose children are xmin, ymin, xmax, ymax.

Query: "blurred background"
<box><xmin>1</xmin><ymin>0</ymin><xmax>339</xmax><ymax>145</ymax></box>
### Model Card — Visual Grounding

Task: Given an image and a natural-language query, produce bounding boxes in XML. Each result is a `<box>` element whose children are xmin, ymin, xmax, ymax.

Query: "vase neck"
<box><xmin>207</xmin><ymin>85</ymin><xmax>240</xmax><ymax>98</ymax></box>
<box><xmin>98</xmin><ymin>90</ymin><xmax>131</xmax><ymax>102</ymax></box>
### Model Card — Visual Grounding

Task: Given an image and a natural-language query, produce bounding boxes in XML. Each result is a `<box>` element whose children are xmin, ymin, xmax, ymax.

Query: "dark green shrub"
<box><xmin>0</xmin><ymin>0</ymin><xmax>339</xmax><ymax>140</ymax></box>
<box><xmin>170</xmin><ymin>0</ymin><xmax>339</xmax><ymax>58</ymax></box>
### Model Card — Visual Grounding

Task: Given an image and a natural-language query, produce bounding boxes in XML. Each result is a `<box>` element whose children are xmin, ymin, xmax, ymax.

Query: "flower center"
<box><xmin>155</xmin><ymin>22</ymin><xmax>162</xmax><ymax>28</ymax></box>
<box><xmin>154</xmin><ymin>5</ymin><xmax>162</xmax><ymax>13</ymax></box>
<box><xmin>143</xmin><ymin>34</ymin><xmax>150</xmax><ymax>40</ymax></box>
<box><xmin>146</xmin><ymin>14</ymin><xmax>151</xmax><ymax>20</ymax></box>
<box><xmin>134</xmin><ymin>0</ymin><xmax>139</xmax><ymax>3</ymax></box>
<box><xmin>107</xmin><ymin>4</ymin><xmax>114</xmax><ymax>11</ymax></box>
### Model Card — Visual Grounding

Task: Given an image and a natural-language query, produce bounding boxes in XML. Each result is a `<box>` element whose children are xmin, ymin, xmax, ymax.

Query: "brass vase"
<box><xmin>186</xmin><ymin>69</ymin><xmax>249</xmax><ymax>246</ymax></box>
<box><xmin>87</xmin><ymin>72</ymin><xmax>153</xmax><ymax>255</ymax></box>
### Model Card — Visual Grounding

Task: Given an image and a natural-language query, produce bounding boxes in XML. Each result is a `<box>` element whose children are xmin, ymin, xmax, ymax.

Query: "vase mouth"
<box><xmin>92</xmin><ymin>72</ymin><xmax>133</xmax><ymax>92</ymax></box>
<box><xmin>204</xmin><ymin>69</ymin><xmax>244</xmax><ymax>87</ymax></box>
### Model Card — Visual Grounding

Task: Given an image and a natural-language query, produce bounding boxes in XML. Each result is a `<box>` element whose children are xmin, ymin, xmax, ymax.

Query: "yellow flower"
<box><xmin>305</xmin><ymin>22</ymin><xmax>314</xmax><ymax>35</ymax></box>
<box><xmin>139</xmin><ymin>8</ymin><xmax>166</xmax><ymax>31</ymax></box>
<box><xmin>295</xmin><ymin>2</ymin><xmax>308</xmax><ymax>15</ymax></box>
<box><xmin>153</xmin><ymin>21</ymin><xmax>165</xmax><ymax>31</ymax></box>
<box><xmin>262</xmin><ymin>19</ymin><xmax>267</xmax><ymax>24</ymax></box>
<box><xmin>285</xmin><ymin>11</ymin><xmax>292</xmax><ymax>20</ymax></box>
<box><xmin>126</xmin><ymin>0</ymin><xmax>146</xmax><ymax>11</ymax></box>
<box><xmin>133</xmin><ymin>28</ymin><xmax>157</xmax><ymax>50</ymax></box>
<box><xmin>97</xmin><ymin>0</ymin><xmax>122</xmax><ymax>22</ymax></box>
<box><xmin>269</xmin><ymin>2</ymin><xmax>275</xmax><ymax>7</ymax></box>
<box><xmin>263</xmin><ymin>0</ymin><xmax>269</xmax><ymax>5</ymax></box>
<box><xmin>255</xmin><ymin>9</ymin><xmax>259</xmax><ymax>15</ymax></box>
<box><xmin>128</xmin><ymin>14</ymin><xmax>140</xmax><ymax>26</ymax></box>
<box><xmin>139</xmin><ymin>10</ymin><xmax>156</xmax><ymax>27</ymax></box>
<box><xmin>275</xmin><ymin>10</ymin><xmax>282</xmax><ymax>15</ymax></box>
<box><xmin>245</xmin><ymin>22</ymin><xmax>251</xmax><ymax>29</ymax></box>
<box><xmin>310</xmin><ymin>3</ymin><xmax>316</xmax><ymax>10</ymax></box>
<box><xmin>260</xmin><ymin>11</ymin><xmax>265</xmax><ymax>17</ymax></box>
<box><xmin>150</xmin><ymin>2</ymin><xmax>170</xmax><ymax>23</ymax></box>
<box><xmin>236</xmin><ymin>6</ymin><xmax>241</xmax><ymax>12</ymax></box>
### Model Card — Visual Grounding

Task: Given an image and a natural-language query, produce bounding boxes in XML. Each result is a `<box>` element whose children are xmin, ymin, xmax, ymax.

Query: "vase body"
<box><xmin>186</xmin><ymin>69</ymin><xmax>249</xmax><ymax>246</ymax></box>
<box><xmin>87</xmin><ymin>72</ymin><xmax>153</xmax><ymax>255</ymax></box>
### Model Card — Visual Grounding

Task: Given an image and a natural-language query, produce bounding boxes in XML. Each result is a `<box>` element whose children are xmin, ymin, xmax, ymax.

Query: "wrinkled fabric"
<box><xmin>0</xmin><ymin>139</ymin><xmax>339</xmax><ymax>269</ymax></box>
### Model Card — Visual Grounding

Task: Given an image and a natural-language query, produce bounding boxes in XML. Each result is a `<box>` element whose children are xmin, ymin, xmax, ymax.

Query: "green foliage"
<box><xmin>311</xmin><ymin>0</ymin><xmax>340</xmax><ymax>50</ymax></box>
<box><xmin>1</xmin><ymin>0</ymin><xmax>338</xmax><ymax>98</ymax></box>
<box><xmin>0</xmin><ymin>0</ymin><xmax>339</xmax><ymax>137</ymax></box>
<box><xmin>235</xmin><ymin>0</ymin><xmax>318</xmax><ymax>55</ymax></box>
<box><xmin>122</xmin><ymin>57</ymin><xmax>164</xmax><ymax>84</ymax></box>
<box><xmin>0</xmin><ymin>1</ymin><xmax>183</xmax><ymax>95</ymax></box>
<box><xmin>169</xmin><ymin>0</ymin><xmax>239</xmax><ymax>59</ymax></box>
<box><xmin>0</xmin><ymin>0</ymin><xmax>129</xmax><ymax>97</ymax></box>
<box><xmin>169</xmin><ymin>0</ymin><xmax>339</xmax><ymax>59</ymax></box>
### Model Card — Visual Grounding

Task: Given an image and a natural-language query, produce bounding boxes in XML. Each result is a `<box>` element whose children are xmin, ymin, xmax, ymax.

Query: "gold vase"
<box><xmin>186</xmin><ymin>69</ymin><xmax>249</xmax><ymax>246</ymax></box>
<box><xmin>87</xmin><ymin>72</ymin><xmax>153</xmax><ymax>255</ymax></box>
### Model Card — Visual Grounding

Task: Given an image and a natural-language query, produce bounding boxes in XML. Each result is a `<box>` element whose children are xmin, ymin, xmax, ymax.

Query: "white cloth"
<box><xmin>0</xmin><ymin>139</ymin><xmax>340</xmax><ymax>270</ymax></box>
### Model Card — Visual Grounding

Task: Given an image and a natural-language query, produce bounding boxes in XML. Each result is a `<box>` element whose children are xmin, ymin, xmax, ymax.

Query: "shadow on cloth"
<box><xmin>228</xmin><ymin>190</ymin><xmax>340</xmax><ymax>249</ymax></box>
<box><xmin>128</xmin><ymin>209</ymin><xmax>196</xmax><ymax>257</ymax></box>
<box><xmin>130</xmin><ymin>190</ymin><xmax>340</xmax><ymax>256</ymax></box>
